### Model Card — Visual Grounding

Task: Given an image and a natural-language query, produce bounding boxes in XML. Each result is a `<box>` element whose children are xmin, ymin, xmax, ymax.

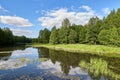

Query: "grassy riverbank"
<box><xmin>32</xmin><ymin>44</ymin><xmax>120</xmax><ymax>55</ymax></box>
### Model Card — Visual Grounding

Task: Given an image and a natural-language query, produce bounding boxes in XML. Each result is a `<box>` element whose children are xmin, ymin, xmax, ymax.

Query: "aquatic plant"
<box><xmin>79</xmin><ymin>58</ymin><xmax>120</xmax><ymax>79</ymax></box>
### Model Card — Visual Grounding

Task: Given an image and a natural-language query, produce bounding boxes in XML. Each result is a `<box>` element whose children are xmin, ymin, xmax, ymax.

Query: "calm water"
<box><xmin>0</xmin><ymin>46</ymin><xmax>120</xmax><ymax>80</ymax></box>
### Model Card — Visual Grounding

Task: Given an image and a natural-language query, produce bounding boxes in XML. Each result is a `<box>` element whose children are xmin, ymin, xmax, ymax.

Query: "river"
<box><xmin>0</xmin><ymin>46</ymin><xmax>120</xmax><ymax>80</ymax></box>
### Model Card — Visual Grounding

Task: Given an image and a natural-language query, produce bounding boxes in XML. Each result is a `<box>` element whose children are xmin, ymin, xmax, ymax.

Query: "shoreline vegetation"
<box><xmin>31</xmin><ymin>44</ymin><xmax>120</xmax><ymax>56</ymax></box>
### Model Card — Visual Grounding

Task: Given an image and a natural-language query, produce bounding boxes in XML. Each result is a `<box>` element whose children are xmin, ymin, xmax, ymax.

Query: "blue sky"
<box><xmin>0</xmin><ymin>0</ymin><xmax>120</xmax><ymax>38</ymax></box>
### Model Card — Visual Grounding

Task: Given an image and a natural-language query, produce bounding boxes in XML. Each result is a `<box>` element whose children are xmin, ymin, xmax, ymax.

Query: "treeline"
<box><xmin>34</xmin><ymin>8</ymin><xmax>120</xmax><ymax>47</ymax></box>
<box><xmin>0</xmin><ymin>28</ymin><xmax>31</xmax><ymax>46</ymax></box>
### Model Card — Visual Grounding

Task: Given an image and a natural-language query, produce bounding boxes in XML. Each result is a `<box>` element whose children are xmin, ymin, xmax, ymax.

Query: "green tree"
<box><xmin>68</xmin><ymin>29</ymin><xmax>77</xmax><ymax>43</ymax></box>
<box><xmin>70</xmin><ymin>25</ymin><xmax>83</xmax><ymax>43</ymax></box>
<box><xmin>98</xmin><ymin>29</ymin><xmax>111</xmax><ymax>45</ymax></box>
<box><xmin>98</xmin><ymin>27</ymin><xmax>120</xmax><ymax>46</ymax></box>
<box><xmin>58</xmin><ymin>18</ymin><xmax>70</xmax><ymax>44</ymax></box>
<box><xmin>49</xmin><ymin>26</ymin><xmax>59</xmax><ymax>44</ymax></box>
<box><xmin>38</xmin><ymin>28</ymin><xmax>50</xmax><ymax>43</ymax></box>
<box><xmin>79</xmin><ymin>26</ymin><xmax>86</xmax><ymax>43</ymax></box>
<box><xmin>58</xmin><ymin>27</ymin><xmax>69</xmax><ymax>44</ymax></box>
<box><xmin>3</xmin><ymin>28</ymin><xmax>14</xmax><ymax>45</ymax></box>
<box><xmin>0</xmin><ymin>28</ymin><xmax>4</xmax><ymax>45</ymax></box>
<box><xmin>85</xmin><ymin>17</ymin><xmax>102</xmax><ymax>44</ymax></box>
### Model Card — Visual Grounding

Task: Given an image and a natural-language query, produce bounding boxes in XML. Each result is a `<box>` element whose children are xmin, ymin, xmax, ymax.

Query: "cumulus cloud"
<box><xmin>0</xmin><ymin>59</ymin><xmax>29</xmax><ymax>70</ymax></box>
<box><xmin>0</xmin><ymin>5</ymin><xmax>8</xmax><ymax>12</ymax></box>
<box><xmin>38</xmin><ymin>5</ymin><xmax>98</xmax><ymax>28</ymax></box>
<box><xmin>11</xmin><ymin>28</ymin><xmax>34</xmax><ymax>37</ymax></box>
<box><xmin>102</xmin><ymin>8</ymin><xmax>111</xmax><ymax>14</ymax></box>
<box><xmin>69</xmin><ymin>67</ymin><xmax>87</xmax><ymax>75</ymax></box>
<box><xmin>37</xmin><ymin>60</ymin><xmax>62</xmax><ymax>73</ymax></box>
<box><xmin>10</xmin><ymin>48</ymin><xmax>38</xmax><ymax>59</ymax></box>
<box><xmin>79</xmin><ymin>5</ymin><xmax>93</xmax><ymax>12</ymax></box>
<box><xmin>0</xmin><ymin>16</ymin><xmax>33</xmax><ymax>27</ymax></box>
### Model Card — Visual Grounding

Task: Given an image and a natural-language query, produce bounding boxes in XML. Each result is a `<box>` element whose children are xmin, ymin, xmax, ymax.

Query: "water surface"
<box><xmin>0</xmin><ymin>46</ymin><xmax>120</xmax><ymax>80</ymax></box>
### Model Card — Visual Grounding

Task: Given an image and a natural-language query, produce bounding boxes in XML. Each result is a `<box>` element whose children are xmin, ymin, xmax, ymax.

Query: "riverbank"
<box><xmin>32</xmin><ymin>44</ymin><xmax>120</xmax><ymax>55</ymax></box>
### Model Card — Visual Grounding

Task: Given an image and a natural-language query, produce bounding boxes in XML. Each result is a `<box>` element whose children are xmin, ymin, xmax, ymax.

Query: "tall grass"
<box><xmin>32</xmin><ymin>44</ymin><xmax>120</xmax><ymax>55</ymax></box>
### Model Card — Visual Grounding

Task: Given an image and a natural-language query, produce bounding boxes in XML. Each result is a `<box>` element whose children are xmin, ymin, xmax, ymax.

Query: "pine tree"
<box><xmin>85</xmin><ymin>17</ymin><xmax>102</xmax><ymax>44</ymax></box>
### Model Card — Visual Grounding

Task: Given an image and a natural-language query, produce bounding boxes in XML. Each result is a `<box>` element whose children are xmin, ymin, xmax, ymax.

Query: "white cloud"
<box><xmin>11</xmin><ymin>28</ymin><xmax>34</xmax><ymax>37</ymax></box>
<box><xmin>37</xmin><ymin>60</ymin><xmax>62</xmax><ymax>73</ymax></box>
<box><xmin>0</xmin><ymin>5</ymin><xmax>8</xmax><ymax>12</ymax></box>
<box><xmin>80</xmin><ymin>5</ymin><xmax>93</xmax><ymax>12</ymax></box>
<box><xmin>102</xmin><ymin>8</ymin><xmax>111</xmax><ymax>14</ymax></box>
<box><xmin>0</xmin><ymin>59</ymin><xmax>29</xmax><ymax>70</ymax></box>
<box><xmin>69</xmin><ymin>67</ymin><xmax>87</xmax><ymax>75</ymax></box>
<box><xmin>0</xmin><ymin>16</ymin><xmax>33</xmax><ymax>27</ymax></box>
<box><xmin>38</xmin><ymin>5</ymin><xmax>98</xmax><ymax>28</ymax></box>
<box><xmin>10</xmin><ymin>48</ymin><xmax>38</xmax><ymax>59</ymax></box>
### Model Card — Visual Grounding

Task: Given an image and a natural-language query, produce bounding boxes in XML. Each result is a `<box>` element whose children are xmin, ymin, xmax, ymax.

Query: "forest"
<box><xmin>0</xmin><ymin>28</ymin><xmax>31</xmax><ymax>46</ymax></box>
<box><xmin>34</xmin><ymin>9</ymin><xmax>120</xmax><ymax>47</ymax></box>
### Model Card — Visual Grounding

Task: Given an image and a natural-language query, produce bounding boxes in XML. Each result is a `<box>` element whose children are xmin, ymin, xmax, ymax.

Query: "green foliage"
<box><xmin>14</xmin><ymin>36</ymin><xmax>31</xmax><ymax>44</ymax></box>
<box><xmin>0</xmin><ymin>28</ymin><xmax>4</xmax><ymax>45</ymax></box>
<box><xmin>68</xmin><ymin>29</ymin><xmax>77</xmax><ymax>43</ymax></box>
<box><xmin>79</xmin><ymin>26</ymin><xmax>86</xmax><ymax>43</ymax></box>
<box><xmin>0</xmin><ymin>28</ymin><xmax>31</xmax><ymax>46</ymax></box>
<box><xmin>98</xmin><ymin>29</ymin><xmax>110</xmax><ymax>45</ymax></box>
<box><xmin>3</xmin><ymin>28</ymin><xmax>14</xmax><ymax>45</ymax></box>
<box><xmin>58</xmin><ymin>27</ymin><xmax>69</xmax><ymax>44</ymax></box>
<box><xmin>98</xmin><ymin>27</ymin><xmax>120</xmax><ymax>46</ymax></box>
<box><xmin>49</xmin><ymin>26</ymin><xmax>59</xmax><ymax>44</ymax></box>
<box><xmin>58</xmin><ymin>19</ymin><xmax>71</xmax><ymax>44</ymax></box>
<box><xmin>38</xmin><ymin>28</ymin><xmax>50</xmax><ymax>43</ymax></box>
<box><xmin>85</xmin><ymin>17</ymin><xmax>102</xmax><ymax>44</ymax></box>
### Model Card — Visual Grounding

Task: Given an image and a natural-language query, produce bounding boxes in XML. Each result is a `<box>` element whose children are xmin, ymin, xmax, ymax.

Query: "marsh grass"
<box><xmin>32</xmin><ymin>44</ymin><xmax>120</xmax><ymax>55</ymax></box>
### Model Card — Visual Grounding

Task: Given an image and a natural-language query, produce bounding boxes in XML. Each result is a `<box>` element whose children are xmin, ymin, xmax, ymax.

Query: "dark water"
<box><xmin>0</xmin><ymin>46</ymin><xmax>120</xmax><ymax>80</ymax></box>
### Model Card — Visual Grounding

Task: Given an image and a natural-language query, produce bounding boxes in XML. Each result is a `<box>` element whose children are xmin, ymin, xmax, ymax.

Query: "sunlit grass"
<box><xmin>32</xmin><ymin>44</ymin><xmax>120</xmax><ymax>55</ymax></box>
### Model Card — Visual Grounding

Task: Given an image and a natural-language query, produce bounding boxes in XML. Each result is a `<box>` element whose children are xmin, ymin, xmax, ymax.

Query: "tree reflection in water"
<box><xmin>38</xmin><ymin>47</ymin><xmax>120</xmax><ymax>80</ymax></box>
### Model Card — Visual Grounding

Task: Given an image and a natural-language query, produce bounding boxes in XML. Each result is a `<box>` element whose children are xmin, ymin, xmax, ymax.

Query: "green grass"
<box><xmin>32</xmin><ymin>44</ymin><xmax>120</xmax><ymax>55</ymax></box>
